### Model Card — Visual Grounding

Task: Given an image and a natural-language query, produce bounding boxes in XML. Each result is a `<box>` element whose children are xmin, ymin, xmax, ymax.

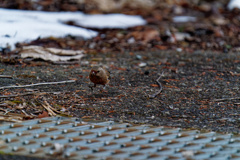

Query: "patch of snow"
<box><xmin>0</xmin><ymin>8</ymin><xmax>146</xmax><ymax>49</ymax></box>
<box><xmin>172</xmin><ymin>16</ymin><xmax>196</xmax><ymax>23</ymax></box>
<box><xmin>228</xmin><ymin>0</ymin><xmax>240</xmax><ymax>10</ymax></box>
<box><xmin>75</xmin><ymin>14</ymin><xmax>146</xmax><ymax>29</ymax></box>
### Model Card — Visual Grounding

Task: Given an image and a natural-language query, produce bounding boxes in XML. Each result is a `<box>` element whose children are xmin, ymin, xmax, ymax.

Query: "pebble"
<box><xmin>136</xmin><ymin>55</ymin><xmax>142</xmax><ymax>60</ymax></box>
<box><xmin>176</xmin><ymin>48</ymin><xmax>182</xmax><ymax>52</ymax></box>
<box><xmin>127</xmin><ymin>37</ymin><xmax>135</xmax><ymax>44</ymax></box>
<box><xmin>138</xmin><ymin>62</ymin><xmax>147</xmax><ymax>67</ymax></box>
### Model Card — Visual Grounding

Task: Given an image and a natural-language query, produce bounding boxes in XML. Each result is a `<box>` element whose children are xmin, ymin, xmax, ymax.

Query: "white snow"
<box><xmin>0</xmin><ymin>8</ymin><xmax>146</xmax><ymax>49</ymax></box>
<box><xmin>228</xmin><ymin>0</ymin><xmax>240</xmax><ymax>10</ymax></box>
<box><xmin>75</xmin><ymin>14</ymin><xmax>146</xmax><ymax>29</ymax></box>
<box><xmin>172</xmin><ymin>16</ymin><xmax>196</xmax><ymax>23</ymax></box>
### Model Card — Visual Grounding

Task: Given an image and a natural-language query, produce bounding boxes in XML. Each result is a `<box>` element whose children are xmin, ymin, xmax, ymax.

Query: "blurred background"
<box><xmin>1</xmin><ymin>0</ymin><xmax>239</xmax><ymax>54</ymax></box>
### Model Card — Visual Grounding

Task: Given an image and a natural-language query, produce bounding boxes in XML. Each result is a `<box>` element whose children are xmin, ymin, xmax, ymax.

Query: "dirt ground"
<box><xmin>0</xmin><ymin>50</ymin><xmax>239</xmax><ymax>133</ymax></box>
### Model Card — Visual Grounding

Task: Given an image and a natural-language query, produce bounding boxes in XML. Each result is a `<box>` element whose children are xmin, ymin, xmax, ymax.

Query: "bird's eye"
<box><xmin>97</xmin><ymin>71</ymin><xmax>100</xmax><ymax>73</ymax></box>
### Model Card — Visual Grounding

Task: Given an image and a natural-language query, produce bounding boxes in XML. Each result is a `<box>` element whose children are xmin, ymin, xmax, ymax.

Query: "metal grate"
<box><xmin>0</xmin><ymin>117</ymin><xmax>239</xmax><ymax>159</ymax></box>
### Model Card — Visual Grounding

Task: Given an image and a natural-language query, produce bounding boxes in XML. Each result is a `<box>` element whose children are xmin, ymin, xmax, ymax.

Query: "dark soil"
<box><xmin>0</xmin><ymin>50</ymin><xmax>240</xmax><ymax>133</ymax></box>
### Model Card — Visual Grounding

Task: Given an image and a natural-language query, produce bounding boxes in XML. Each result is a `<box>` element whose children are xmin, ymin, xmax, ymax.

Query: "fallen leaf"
<box><xmin>20</xmin><ymin>46</ymin><xmax>85</xmax><ymax>62</ymax></box>
<box><xmin>38</xmin><ymin>111</ymin><xmax>49</xmax><ymax>118</ymax></box>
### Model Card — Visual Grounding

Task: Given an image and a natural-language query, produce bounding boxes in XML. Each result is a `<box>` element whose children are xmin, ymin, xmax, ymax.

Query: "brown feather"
<box><xmin>89</xmin><ymin>66</ymin><xmax>110</xmax><ymax>86</ymax></box>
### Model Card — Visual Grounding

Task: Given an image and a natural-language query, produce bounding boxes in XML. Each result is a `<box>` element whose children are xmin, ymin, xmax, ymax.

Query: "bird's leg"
<box><xmin>88</xmin><ymin>83</ymin><xmax>96</xmax><ymax>90</ymax></box>
<box><xmin>88</xmin><ymin>85</ymin><xmax>93</xmax><ymax>90</ymax></box>
<box><xmin>100</xmin><ymin>84</ymin><xmax>108</xmax><ymax>93</ymax></box>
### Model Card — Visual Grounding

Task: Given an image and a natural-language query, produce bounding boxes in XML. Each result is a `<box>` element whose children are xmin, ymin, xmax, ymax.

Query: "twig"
<box><xmin>0</xmin><ymin>108</ymin><xmax>8</xmax><ymax>114</ymax></box>
<box><xmin>229</xmin><ymin>114</ymin><xmax>240</xmax><ymax>116</ymax></box>
<box><xmin>0</xmin><ymin>75</ymin><xmax>12</xmax><ymax>78</ymax></box>
<box><xmin>229</xmin><ymin>71</ymin><xmax>240</xmax><ymax>76</ymax></box>
<box><xmin>21</xmin><ymin>110</ymin><xmax>28</xmax><ymax>116</ymax></box>
<box><xmin>212</xmin><ymin>97</ymin><xmax>240</xmax><ymax>102</ymax></box>
<box><xmin>44</xmin><ymin>100</ymin><xmax>60</xmax><ymax>114</ymax></box>
<box><xmin>148</xmin><ymin>72</ymin><xmax>164</xmax><ymax>99</ymax></box>
<box><xmin>42</xmin><ymin>103</ymin><xmax>57</xmax><ymax>116</ymax></box>
<box><xmin>21</xmin><ymin>109</ymin><xmax>35</xmax><ymax>118</ymax></box>
<box><xmin>0</xmin><ymin>116</ymin><xmax>22</xmax><ymax>122</ymax></box>
<box><xmin>0</xmin><ymin>91</ymin><xmax>63</xmax><ymax>98</ymax></box>
<box><xmin>0</xmin><ymin>92</ymin><xmax>46</xmax><ymax>98</ymax></box>
<box><xmin>0</xmin><ymin>113</ymin><xmax>23</xmax><ymax>122</ymax></box>
<box><xmin>0</xmin><ymin>80</ymin><xmax>76</xmax><ymax>90</ymax></box>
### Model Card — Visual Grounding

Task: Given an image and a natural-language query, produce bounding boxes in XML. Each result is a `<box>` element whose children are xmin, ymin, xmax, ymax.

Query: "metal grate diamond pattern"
<box><xmin>0</xmin><ymin>117</ymin><xmax>239</xmax><ymax>159</ymax></box>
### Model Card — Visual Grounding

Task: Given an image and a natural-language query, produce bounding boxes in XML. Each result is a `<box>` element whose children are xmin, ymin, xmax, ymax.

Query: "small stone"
<box><xmin>127</xmin><ymin>37</ymin><xmax>135</xmax><ymax>44</ymax></box>
<box><xmin>176</xmin><ymin>48</ymin><xmax>182</xmax><ymax>52</ymax></box>
<box><xmin>136</xmin><ymin>55</ymin><xmax>142</xmax><ymax>60</ymax></box>
<box><xmin>138</xmin><ymin>62</ymin><xmax>147</xmax><ymax>67</ymax></box>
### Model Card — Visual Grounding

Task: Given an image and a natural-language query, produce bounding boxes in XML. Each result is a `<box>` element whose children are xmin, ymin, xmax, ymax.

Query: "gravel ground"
<box><xmin>0</xmin><ymin>50</ymin><xmax>240</xmax><ymax>133</ymax></box>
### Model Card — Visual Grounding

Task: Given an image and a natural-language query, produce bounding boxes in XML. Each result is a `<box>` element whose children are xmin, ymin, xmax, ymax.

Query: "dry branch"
<box><xmin>0</xmin><ymin>75</ymin><xmax>12</xmax><ymax>78</ymax></box>
<box><xmin>44</xmin><ymin>100</ymin><xmax>60</xmax><ymax>114</ymax></box>
<box><xmin>148</xmin><ymin>72</ymin><xmax>164</xmax><ymax>99</ymax></box>
<box><xmin>212</xmin><ymin>97</ymin><xmax>240</xmax><ymax>102</ymax></box>
<box><xmin>0</xmin><ymin>92</ymin><xmax>46</xmax><ymax>98</ymax></box>
<box><xmin>0</xmin><ymin>114</ymin><xmax>23</xmax><ymax>122</ymax></box>
<box><xmin>42</xmin><ymin>103</ymin><xmax>57</xmax><ymax>116</ymax></box>
<box><xmin>0</xmin><ymin>80</ymin><xmax>76</xmax><ymax>90</ymax></box>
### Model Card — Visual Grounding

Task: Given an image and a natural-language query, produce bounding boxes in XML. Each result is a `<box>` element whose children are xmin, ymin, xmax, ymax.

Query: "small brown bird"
<box><xmin>89</xmin><ymin>66</ymin><xmax>110</xmax><ymax>89</ymax></box>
